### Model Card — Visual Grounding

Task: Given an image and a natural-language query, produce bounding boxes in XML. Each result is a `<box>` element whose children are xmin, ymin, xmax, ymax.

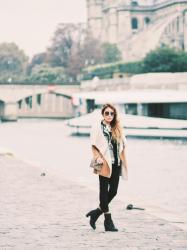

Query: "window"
<box><xmin>131</xmin><ymin>1</ymin><xmax>138</xmax><ymax>6</ymax></box>
<box><xmin>131</xmin><ymin>17</ymin><xmax>138</xmax><ymax>30</ymax></box>
<box><xmin>145</xmin><ymin>17</ymin><xmax>150</xmax><ymax>25</ymax></box>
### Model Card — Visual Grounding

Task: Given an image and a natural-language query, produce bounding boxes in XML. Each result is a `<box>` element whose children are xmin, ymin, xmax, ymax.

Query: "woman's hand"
<box><xmin>96</xmin><ymin>157</ymin><xmax>104</xmax><ymax>164</ymax></box>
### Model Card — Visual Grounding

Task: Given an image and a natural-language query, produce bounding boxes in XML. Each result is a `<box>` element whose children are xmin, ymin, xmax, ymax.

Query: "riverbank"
<box><xmin>0</xmin><ymin>154</ymin><xmax>186</xmax><ymax>249</ymax></box>
<box><xmin>1</xmin><ymin>119</ymin><xmax>187</xmax><ymax>225</ymax></box>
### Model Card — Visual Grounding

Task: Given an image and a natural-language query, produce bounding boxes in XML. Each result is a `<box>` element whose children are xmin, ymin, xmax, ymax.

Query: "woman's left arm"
<box><xmin>122</xmin><ymin>147</ymin><xmax>128</xmax><ymax>170</ymax></box>
<box><xmin>121</xmin><ymin>136</ymin><xmax>129</xmax><ymax>179</ymax></box>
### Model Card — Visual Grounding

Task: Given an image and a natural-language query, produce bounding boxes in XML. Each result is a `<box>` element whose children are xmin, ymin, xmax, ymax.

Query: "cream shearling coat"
<box><xmin>90</xmin><ymin>121</ymin><xmax>128</xmax><ymax>180</ymax></box>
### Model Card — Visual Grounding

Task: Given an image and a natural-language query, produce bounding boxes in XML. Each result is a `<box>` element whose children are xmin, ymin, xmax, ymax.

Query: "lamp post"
<box><xmin>91</xmin><ymin>76</ymin><xmax>99</xmax><ymax>90</ymax></box>
<box><xmin>7</xmin><ymin>77</ymin><xmax>12</xmax><ymax>84</ymax></box>
<box><xmin>7</xmin><ymin>77</ymin><xmax>14</xmax><ymax>97</ymax></box>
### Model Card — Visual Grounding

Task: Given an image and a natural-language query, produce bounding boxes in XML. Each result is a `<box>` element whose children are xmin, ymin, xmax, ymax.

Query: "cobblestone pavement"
<box><xmin>0</xmin><ymin>155</ymin><xmax>187</xmax><ymax>250</ymax></box>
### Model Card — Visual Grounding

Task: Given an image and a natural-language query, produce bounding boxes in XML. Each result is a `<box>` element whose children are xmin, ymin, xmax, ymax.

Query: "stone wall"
<box><xmin>87</xmin><ymin>0</ymin><xmax>187</xmax><ymax>61</ymax></box>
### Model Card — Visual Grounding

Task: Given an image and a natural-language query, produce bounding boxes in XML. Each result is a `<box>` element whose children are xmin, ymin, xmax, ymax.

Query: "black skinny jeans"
<box><xmin>99</xmin><ymin>164</ymin><xmax>121</xmax><ymax>213</ymax></box>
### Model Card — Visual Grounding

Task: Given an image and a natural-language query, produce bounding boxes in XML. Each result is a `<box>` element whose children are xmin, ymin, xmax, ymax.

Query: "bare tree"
<box><xmin>46</xmin><ymin>23</ymin><xmax>104</xmax><ymax>80</ymax></box>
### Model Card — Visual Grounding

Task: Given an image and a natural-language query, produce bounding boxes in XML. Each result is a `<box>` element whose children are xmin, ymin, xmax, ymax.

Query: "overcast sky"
<box><xmin>0</xmin><ymin>0</ymin><xmax>87</xmax><ymax>58</ymax></box>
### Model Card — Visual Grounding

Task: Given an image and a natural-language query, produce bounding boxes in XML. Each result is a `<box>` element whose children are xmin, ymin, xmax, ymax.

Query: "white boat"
<box><xmin>67</xmin><ymin>109</ymin><xmax>187</xmax><ymax>139</ymax></box>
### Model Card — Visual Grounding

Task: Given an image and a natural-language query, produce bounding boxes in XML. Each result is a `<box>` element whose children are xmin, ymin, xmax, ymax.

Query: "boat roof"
<box><xmin>67</xmin><ymin>109</ymin><xmax>187</xmax><ymax>130</ymax></box>
<box><xmin>72</xmin><ymin>90</ymin><xmax>187</xmax><ymax>104</ymax></box>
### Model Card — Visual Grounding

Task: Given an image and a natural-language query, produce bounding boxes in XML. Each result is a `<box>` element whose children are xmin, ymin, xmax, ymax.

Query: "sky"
<box><xmin>0</xmin><ymin>0</ymin><xmax>87</xmax><ymax>58</ymax></box>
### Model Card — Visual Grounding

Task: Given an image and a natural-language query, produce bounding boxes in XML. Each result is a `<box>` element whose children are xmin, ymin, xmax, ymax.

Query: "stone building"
<box><xmin>86</xmin><ymin>0</ymin><xmax>187</xmax><ymax>61</ymax></box>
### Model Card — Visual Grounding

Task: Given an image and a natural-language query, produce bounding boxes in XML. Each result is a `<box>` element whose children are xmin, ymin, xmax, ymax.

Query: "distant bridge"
<box><xmin>0</xmin><ymin>85</ymin><xmax>80</xmax><ymax>121</ymax></box>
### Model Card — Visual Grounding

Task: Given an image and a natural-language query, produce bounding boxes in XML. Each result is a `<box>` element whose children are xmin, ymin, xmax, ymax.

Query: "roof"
<box><xmin>72</xmin><ymin>90</ymin><xmax>187</xmax><ymax>104</ymax></box>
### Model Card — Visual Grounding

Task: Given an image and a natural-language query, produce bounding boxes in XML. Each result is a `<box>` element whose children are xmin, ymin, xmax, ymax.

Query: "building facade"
<box><xmin>86</xmin><ymin>0</ymin><xmax>187</xmax><ymax>61</ymax></box>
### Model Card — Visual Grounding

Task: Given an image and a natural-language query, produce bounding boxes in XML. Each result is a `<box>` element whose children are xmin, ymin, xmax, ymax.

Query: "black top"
<box><xmin>110</xmin><ymin>132</ymin><xmax>119</xmax><ymax>166</ymax></box>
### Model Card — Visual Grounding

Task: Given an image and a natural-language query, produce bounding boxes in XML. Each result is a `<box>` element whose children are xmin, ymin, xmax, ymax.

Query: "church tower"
<box><xmin>86</xmin><ymin>0</ymin><xmax>103</xmax><ymax>39</ymax></box>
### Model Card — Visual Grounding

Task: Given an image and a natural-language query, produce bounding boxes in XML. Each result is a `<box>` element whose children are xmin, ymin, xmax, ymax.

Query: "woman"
<box><xmin>86</xmin><ymin>103</ymin><xmax>128</xmax><ymax>232</ymax></box>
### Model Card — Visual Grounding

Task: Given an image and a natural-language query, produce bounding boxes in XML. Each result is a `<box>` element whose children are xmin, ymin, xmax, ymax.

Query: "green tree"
<box><xmin>0</xmin><ymin>42</ymin><xmax>28</xmax><ymax>83</ymax></box>
<box><xmin>174</xmin><ymin>51</ymin><xmax>187</xmax><ymax>72</ymax></box>
<box><xmin>142</xmin><ymin>47</ymin><xmax>187</xmax><ymax>72</ymax></box>
<box><xmin>102</xmin><ymin>43</ymin><xmax>122</xmax><ymax>63</ymax></box>
<box><xmin>27</xmin><ymin>52</ymin><xmax>47</xmax><ymax>75</ymax></box>
<box><xmin>27</xmin><ymin>64</ymin><xmax>67</xmax><ymax>84</ymax></box>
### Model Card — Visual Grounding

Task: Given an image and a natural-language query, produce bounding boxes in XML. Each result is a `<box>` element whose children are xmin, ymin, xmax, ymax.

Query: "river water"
<box><xmin>0</xmin><ymin>119</ymin><xmax>187</xmax><ymax>224</ymax></box>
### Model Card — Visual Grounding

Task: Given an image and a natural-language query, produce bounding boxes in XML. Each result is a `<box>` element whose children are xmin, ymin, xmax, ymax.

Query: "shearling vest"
<box><xmin>90</xmin><ymin>121</ymin><xmax>128</xmax><ymax>180</ymax></box>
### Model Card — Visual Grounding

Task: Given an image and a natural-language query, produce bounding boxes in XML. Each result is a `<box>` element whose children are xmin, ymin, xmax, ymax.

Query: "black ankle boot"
<box><xmin>104</xmin><ymin>213</ymin><xmax>118</xmax><ymax>232</ymax></box>
<box><xmin>86</xmin><ymin>208</ymin><xmax>102</xmax><ymax>230</ymax></box>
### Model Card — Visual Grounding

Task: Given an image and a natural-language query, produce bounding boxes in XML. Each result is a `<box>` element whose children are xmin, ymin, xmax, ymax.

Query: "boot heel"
<box><xmin>86</xmin><ymin>208</ymin><xmax>102</xmax><ymax>229</ymax></box>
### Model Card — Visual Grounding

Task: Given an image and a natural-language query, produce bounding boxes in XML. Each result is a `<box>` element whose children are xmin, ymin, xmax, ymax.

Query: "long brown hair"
<box><xmin>101</xmin><ymin>103</ymin><xmax>123</xmax><ymax>142</ymax></box>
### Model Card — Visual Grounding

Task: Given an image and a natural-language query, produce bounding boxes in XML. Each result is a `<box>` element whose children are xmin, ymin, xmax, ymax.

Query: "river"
<box><xmin>0</xmin><ymin>119</ymin><xmax>187</xmax><ymax>225</ymax></box>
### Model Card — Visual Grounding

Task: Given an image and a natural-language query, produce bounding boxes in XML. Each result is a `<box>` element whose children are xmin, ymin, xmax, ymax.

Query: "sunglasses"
<box><xmin>104</xmin><ymin>111</ymin><xmax>115</xmax><ymax>116</ymax></box>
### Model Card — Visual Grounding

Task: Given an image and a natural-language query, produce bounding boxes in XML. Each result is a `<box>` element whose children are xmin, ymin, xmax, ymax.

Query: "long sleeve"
<box><xmin>122</xmin><ymin>130</ymin><xmax>127</xmax><ymax>148</ymax></box>
<box><xmin>90</xmin><ymin>124</ymin><xmax>102</xmax><ymax>159</ymax></box>
<box><xmin>91</xmin><ymin>145</ymin><xmax>101</xmax><ymax>159</ymax></box>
